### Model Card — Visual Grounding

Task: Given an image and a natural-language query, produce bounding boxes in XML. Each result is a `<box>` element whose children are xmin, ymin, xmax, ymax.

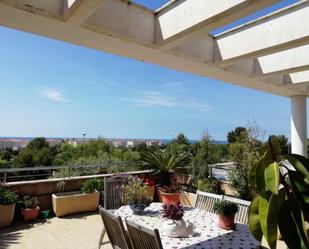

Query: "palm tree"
<box><xmin>140</xmin><ymin>150</ymin><xmax>191</xmax><ymax>185</ymax></box>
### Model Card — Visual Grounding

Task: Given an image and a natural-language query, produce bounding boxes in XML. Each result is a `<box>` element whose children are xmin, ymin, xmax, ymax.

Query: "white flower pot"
<box><xmin>162</xmin><ymin>218</ymin><xmax>194</xmax><ymax>238</ymax></box>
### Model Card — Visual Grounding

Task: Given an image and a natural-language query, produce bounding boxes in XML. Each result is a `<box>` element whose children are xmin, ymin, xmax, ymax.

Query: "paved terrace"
<box><xmin>0</xmin><ymin>211</ymin><xmax>287</xmax><ymax>249</ymax></box>
<box><xmin>0</xmin><ymin>212</ymin><xmax>111</xmax><ymax>249</ymax></box>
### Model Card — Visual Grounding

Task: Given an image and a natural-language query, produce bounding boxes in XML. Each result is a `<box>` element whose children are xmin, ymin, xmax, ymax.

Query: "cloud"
<box><xmin>40</xmin><ymin>88</ymin><xmax>73</xmax><ymax>103</ymax></box>
<box><xmin>123</xmin><ymin>91</ymin><xmax>210</xmax><ymax>111</ymax></box>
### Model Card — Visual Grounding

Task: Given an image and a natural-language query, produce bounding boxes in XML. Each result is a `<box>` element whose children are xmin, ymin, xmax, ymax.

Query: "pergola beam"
<box><xmin>155</xmin><ymin>0</ymin><xmax>279</xmax><ymax>50</ymax></box>
<box><xmin>256</xmin><ymin>45</ymin><xmax>309</xmax><ymax>78</ymax></box>
<box><xmin>0</xmin><ymin>2</ymin><xmax>302</xmax><ymax>98</ymax></box>
<box><xmin>215</xmin><ymin>1</ymin><xmax>309</xmax><ymax>65</ymax></box>
<box><xmin>63</xmin><ymin>0</ymin><xmax>106</xmax><ymax>25</ymax></box>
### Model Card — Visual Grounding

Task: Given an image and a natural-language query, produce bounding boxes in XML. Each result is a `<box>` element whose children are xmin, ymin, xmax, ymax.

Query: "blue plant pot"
<box><xmin>129</xmin><ymin>203</ymin><xmax>148</xmax><ymax>214</ymax></box>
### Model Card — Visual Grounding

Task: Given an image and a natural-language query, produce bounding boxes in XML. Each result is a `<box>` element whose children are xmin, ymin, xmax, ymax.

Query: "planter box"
<box><xmin>52</xmin><ymin>191</ymin><xmax>100</xmax><ymax>217</ymax></box>
<box><xmin>0</xmin><ymin>204</ymin><xmax>15</xmax><ymax>228</ymax></box>
<box><xmin>175</xmin><ymin>173</ymin><xmax>192</xmax><ymax>185</ymax></box>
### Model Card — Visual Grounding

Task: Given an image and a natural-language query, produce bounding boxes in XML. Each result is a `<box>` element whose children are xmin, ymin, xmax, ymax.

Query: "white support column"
<box><xmin>291</xmin><ymin>95</ymin><xmax>307</xmax><ymax>157</ymax></box>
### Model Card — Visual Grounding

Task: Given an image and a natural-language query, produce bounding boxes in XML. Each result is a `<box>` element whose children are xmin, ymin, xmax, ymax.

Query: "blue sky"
<box><xmin>0</xmin><ymin>0</ymin><xmax>304</xmax><ymax>141</ymax></box>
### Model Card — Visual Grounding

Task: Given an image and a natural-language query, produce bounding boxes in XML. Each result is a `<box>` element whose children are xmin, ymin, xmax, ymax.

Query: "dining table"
<box><xmin>115</xmin><ymin>202</ymin><xmax>260</xmax><ymax>249</ymax></box>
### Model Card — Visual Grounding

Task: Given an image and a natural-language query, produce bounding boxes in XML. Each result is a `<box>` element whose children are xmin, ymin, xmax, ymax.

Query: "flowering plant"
<box><xmin>123</xmin><ymin>176</ymin><xmax>151</xmax><ymax>205</ymax></box>
<box><xmin>144</xmin><ymin>177</ymin><xmax>155</xmax><ymax>187</ymax></box>
<box><xmin>161</xmin><ymin>203</ymin><xmax>184</xmax><ymax>221</ymax></box>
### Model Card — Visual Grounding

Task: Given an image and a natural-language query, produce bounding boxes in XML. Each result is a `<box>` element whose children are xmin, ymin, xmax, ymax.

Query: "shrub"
<box><xmin>19</xmin><ymin>196</ymin><xmax>39</xmax><ymax>209</ymax></box>
<box><xmin>213</xmin><ymin>201</ymin><xmax>238</xmax><ymax>216</ymax></box>
<box><xmin>0</xmin><ymin>187</ymin><xmax>18</xmax><ymax>205</ymax></box>
<box><xmin>197</xmin><ymin>177</ymin><xmax>222</xmax><ymax>194</ymax></box>
<box><xmin>161</xmin><ymin>203</ymin><xmax>184</xmax><ymax>221</ymax></box>
<box><xmin>81</xmin><ymin>179</ymin><xmax>103</xmax><ymax>193</ymax></box>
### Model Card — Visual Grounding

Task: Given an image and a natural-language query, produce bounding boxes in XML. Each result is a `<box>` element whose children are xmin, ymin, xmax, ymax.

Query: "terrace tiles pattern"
<box><xmin>0</xmin><ymin>212</ymin><xmax>112</xmax><ymax>249</ymax></box>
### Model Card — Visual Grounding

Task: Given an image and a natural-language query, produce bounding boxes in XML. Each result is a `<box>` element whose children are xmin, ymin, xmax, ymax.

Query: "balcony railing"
<box><xmin>0</xmin><ymin>161</ymin><xmax>149</xmax><ymax>183</ymax></box>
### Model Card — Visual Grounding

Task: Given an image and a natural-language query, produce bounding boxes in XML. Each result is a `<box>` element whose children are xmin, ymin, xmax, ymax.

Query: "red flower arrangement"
<box><xmin>144</xmin><ymin>177</ymin><xmax>155</xmax><ymax>187</ymax></box>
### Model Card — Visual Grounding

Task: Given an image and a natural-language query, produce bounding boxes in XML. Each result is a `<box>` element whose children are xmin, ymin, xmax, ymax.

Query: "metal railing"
<box><xmin>209</xmin><ymin>162</ymin><xmax>235</xmax><ymax>181</ymax></box>
<box><xmin>0</xmin><ymin>161</ymin><xmax>148</xmax><ymax>183</ymax></box>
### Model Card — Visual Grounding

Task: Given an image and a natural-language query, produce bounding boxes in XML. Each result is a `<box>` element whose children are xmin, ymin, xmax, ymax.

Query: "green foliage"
<box><xmin>81</xmin><ymin>178</ymin><xmax>103</xmax><ymax>193</ymax></box>
<box><xmin>173</xmin><ymin>133</ymin><xmax>190</xmax><ymax>145</ymax></box>
<box><xmin>213</xmin><ymin>201</ymin><xmax>238</xmax><ymax>216</ymax></box>
<box><xmin>0</xmin><ymin>187</ymin><xmax>18</xmax><ymax>205</ymax></box>
<box><xmin>228</xmin><ymin>124</ymin><xmax>262</xmax><ymax>200</ymax></box>
<box><xmin>19</xmin><ymin>196</ymin><xmax>39</xmax><ymax>209</ymax></box>
<box><xmin>197</xmin><ymin>177</ymin><xmax>222</xmax><ymax>194</ymax></box>
<box><xmin>268</xmin><ymin>135</ymin><xmax>289</xmax><ymax>155</ymax></box>
<box><xmin>227</xmin><ymin>127</ymin><xmax>248</xmax><ymax>144</ymax></box>
<box><xmin>140</xmin><ymin>150</ymin><xmax>191</xmax><ymax>174</ymax></box>
<box><xmin>248</xmin><ymin>139</ymin><xmax>309</xmax><ymax>249</ymax></box>
<box><xmin>12</xmin><ymin>137</ymin><xmax>54</xmax><ymax>167</ymax></box>
<box><xmin>123</xmin><ymin>176</ymin><xmax>150</xmax><ymax>204</ymax></box>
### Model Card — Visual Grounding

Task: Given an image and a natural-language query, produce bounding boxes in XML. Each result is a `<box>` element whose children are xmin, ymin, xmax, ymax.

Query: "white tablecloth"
<box><xmin>115</xmin><ymin>202</ymin><xmax>260</xmax><ymax>249</ymax></box>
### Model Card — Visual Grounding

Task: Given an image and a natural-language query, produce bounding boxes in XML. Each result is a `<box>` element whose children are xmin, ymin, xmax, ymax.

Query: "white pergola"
<box><xmin>0</xmin><ymin>0</ymin><xmax>308</xmax><ymax>156</ymax></box>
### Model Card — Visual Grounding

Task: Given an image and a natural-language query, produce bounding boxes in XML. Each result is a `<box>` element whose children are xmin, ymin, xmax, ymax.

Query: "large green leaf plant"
<box><xmin>248</xmin><ymin>140</ymin><xmax>309</xmax><ymax>249</ymax></box>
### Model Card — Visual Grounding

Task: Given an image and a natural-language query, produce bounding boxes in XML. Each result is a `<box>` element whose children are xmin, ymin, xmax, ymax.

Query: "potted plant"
<box><xmin>159</xmin><ymin>185</ymin><xmax>180</xmax><ymax>205</ymax></box>
<box><xmin>20</xmin><ymin>196</ymin><xmax>40</xmax><ymax>222</ymax></box>
<box><xmin>213</xmin><ymin>200</ymin><xmax>238</xmax><ymax>230</ymax></box>
<box><xmin>0</xmin><ymin>187</ymin><xmax>18</xmax><ymax>227</ymax></box>
<box><xmin>248</xmin><ymin>139</ymin><xmax>309</xmax><ymax>249</ymax></box>
<box><xmin>140</xmin><ymin>150</ymin><xmax>190</xmax><ymax>202</ymax></box>
<box><xmin>161</xmin><ymin>203</ymin><xmax>194</xmax><ymax>238</ymax></box>
<box><xmin>52</xmin><ymin>178</ymin><xmax>103</xmax><ymax>217</ymax></box>
<box><xmin>144</xmin><ymin>177</ymin><xmax>155</xmax><ymax>200</ymax></box>
<box><xmin>123</xmin><ymin>176</ymin><xmax>151</xmax><ymax>214</ymax></box>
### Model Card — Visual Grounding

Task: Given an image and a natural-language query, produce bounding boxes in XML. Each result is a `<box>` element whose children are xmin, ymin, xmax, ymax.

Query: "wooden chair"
<box><xmin>98</xmin><ymin>207</ymin><xmax>132</xmax><ymax>249</ymax></box>
<box><xmin>194</xmin><ymin>191</ymin><xmax>224</xmax><ymax>213</ymax></box>
<box><xmin>125</xmin><ymin>219</ymin><xmax>163</xmax><ymax>249</ymax></box>
<box><xmin>104</xmin><ymin>175</ymin><xmax>128</xmax><ymax>209</ymax></box>
<box><xmin>98</xmin><ymin>175</ymin><xmax>128</xmax><ymax>248</ymax></box>
<box><xmin>223</xmin><ymin>195</ymin><xmax>251</xmax><ymax>224</ymax></box>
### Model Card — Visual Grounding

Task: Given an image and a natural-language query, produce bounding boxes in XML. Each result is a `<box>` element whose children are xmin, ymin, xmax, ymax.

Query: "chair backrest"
<box><xmin>125</xmin><ymin>219</ymin><xmax>163</xmax><ymax>249</ymax></box>
<box><xmin>223</xmin><ymin>195</ymin><xmax>251</xmax><ymax>224</ymax></box>
<box><xmin>104</xmin><ymin>175</ymin><xmax>128</xmax><ymax>209</ymax></box>
<box><xmin>99</xmin><ymin>207</ymin><xmax>131</xmax><ymax>249</ymax></box>
<box><xmin>194</xmin><ymin>191</ymin><xmax>223</xmax><ymax>213</ymax></box>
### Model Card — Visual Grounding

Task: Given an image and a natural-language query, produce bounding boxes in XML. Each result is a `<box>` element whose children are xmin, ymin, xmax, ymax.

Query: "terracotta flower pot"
<box><xmin>161</xmin><ymin>192</ymin><xmax>180</xmax><ymax>205</ymax></box>
<box><xmin>218</xmin><ymin>214</ymin><xmax>235</xmax><ymax>230</ymax></box>
<box><xmin>22</xmin><ymin>206</ymin><xmax>40</xmax><ymax>222</ymax></box>
<box><xmin>145</xmin><ymin>186</ymin><xmax>155</xmax><ymax>201</ymax></box>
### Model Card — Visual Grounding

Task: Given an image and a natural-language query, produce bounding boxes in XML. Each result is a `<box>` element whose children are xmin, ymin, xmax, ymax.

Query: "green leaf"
<box><xmin>289</xmin><ymin>171</ymin><xmax>309</xmax><ymax>210</ymax></box>
<box><xmin>249</xmin><ymin>160</ymin><xmax>258</xmax><ymax>187</ymax></box>
<box><xmin>259</xmin><ymin>190</ymin><xmax>285</xmax><ymax>249</ymax></box>
<box><xmin>256</xmin><ymin>153</ymin><xmax>268</xmax><ymax>197</ymax></box>
<box><xmin>285</xmin><ymin>154</ymin><xmax>309</xmax><ymax>184</ymax></box>
<box><xmin>278</xmin><ymin>198</ymin><xmax>309</xmax><ymax>249</ymax></box>
<box><xmin>248</xmin><ymin>196</ymin><xmax>263</xmax><ymax>241</ymax></box>
<box><xmin>265</xmin><ymin>162</ymin><xmax>280</xmax><ymax>194</ymax></box>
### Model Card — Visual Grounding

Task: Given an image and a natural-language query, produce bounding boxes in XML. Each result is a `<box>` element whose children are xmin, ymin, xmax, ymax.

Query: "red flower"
<box><xmin>144</xmin><ymin>177</ymin><xmax>155</xmax><ymax>187</ymax></box>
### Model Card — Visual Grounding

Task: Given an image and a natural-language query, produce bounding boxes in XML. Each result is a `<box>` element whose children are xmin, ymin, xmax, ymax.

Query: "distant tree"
<box><xmin>12</xmin><ymin>137</ymin><xmax>54</xmax><ymax>167</ymax></box>
<box><xmin>228</xmin><ymin>122</ymin><xmax>263</xmax><ymax>200</ymax></box>
<box><xmin>191</xmin><ymin>131</ymin><xmax>221</xmax><ymax>181</ymax></box>
<box><xmin>227</xmin><ymin>127</ymin><xmax>248</xmax><ymax>143</ymax></box>
<box><xmin>173</xmin><ymin>133</ymin><xmax>190</xmax><ymax>145</ymax></box>
<box><xmin>268</xmin><ymin>135</ymin><xmax>289</xmax><ymax>154</ymax></box>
